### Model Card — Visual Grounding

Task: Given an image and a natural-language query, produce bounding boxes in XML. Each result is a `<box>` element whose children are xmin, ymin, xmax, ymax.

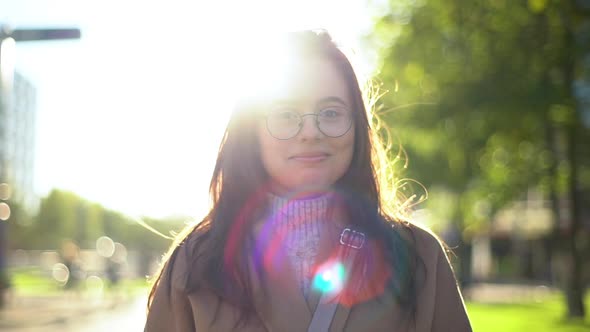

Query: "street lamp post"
<box><xmin>0</xmin><ymin>25</ymin><xmax>80</xmax><ymax>308</ymax></box>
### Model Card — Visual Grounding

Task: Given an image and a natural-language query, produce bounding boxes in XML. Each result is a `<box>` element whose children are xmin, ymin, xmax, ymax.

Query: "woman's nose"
<box><xmin>297</xmin><ymin>113</ymin><xmax>322</xmax><ymax>140</ymax></box>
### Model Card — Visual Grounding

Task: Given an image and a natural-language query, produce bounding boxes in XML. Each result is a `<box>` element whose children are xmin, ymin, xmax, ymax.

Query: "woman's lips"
<box><xmin>290</xmin><ymin>153</ymin><xmax>329</xmax><ymax>162</ymax></box>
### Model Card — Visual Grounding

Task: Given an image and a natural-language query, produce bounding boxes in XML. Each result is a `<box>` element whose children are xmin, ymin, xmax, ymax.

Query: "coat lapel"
<box><xmin>248</xmin><ymin>220</ymin><xmax>312</xmax><ymax>331</ymax></box>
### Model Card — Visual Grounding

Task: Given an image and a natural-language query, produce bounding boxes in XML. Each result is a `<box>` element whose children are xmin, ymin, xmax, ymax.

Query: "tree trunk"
<box><xmin>545</xmin><ymin>119</ymin><xmax>561</xmax><ymax>284</ymax></box>
<box><xmin>564</xmin><ymin>121</ymin><xmax>585</xmax><ymax>318</ymax></box>
<box><xmin>563</xmin><ymin>0</ymin><xmax>590</xmax><ymax>319</ymax></box>
<box><xmin>454</xmin><ymin>200</ymin><xmax>472</xmax><ymax>287</ymax></box>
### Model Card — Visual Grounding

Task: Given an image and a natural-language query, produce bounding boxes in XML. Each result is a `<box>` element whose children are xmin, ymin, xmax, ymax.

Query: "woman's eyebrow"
<box><xmin>317</xmin><ymin>96</ymin><xmax>348</xmax><ymax>107</ymax></box>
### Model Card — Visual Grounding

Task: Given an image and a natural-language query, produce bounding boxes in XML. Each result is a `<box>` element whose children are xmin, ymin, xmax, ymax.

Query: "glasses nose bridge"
<box><xmin>298</xmin><ymin>112</ymin><xmax>320</xmax><ymax>130</ymax></box>
<box><xmin>294</xmin><ymin>112</ymin><xmax>324</xmax><ymax>139</ymax></box>
<box><xmin>299</xmin><ymin>112</ymin><xmax>318</xmax><ymax>120</ymax></box>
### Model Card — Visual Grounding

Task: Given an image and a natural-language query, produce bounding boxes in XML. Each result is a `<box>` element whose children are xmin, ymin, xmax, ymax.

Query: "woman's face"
<box><xmin>257</xmin><ymin>59</ymin><xmax>355</xmax><ymax>195</ymax></box>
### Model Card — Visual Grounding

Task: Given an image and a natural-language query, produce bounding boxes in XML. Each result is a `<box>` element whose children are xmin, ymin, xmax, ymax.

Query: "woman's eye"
<box><xmin>320</xmin><ymin>108</ymin><xmax>344</xmax><ymax>118</ymax></box>
<box><xmin>269</xmin><ymin>109</ymin><xmax>298</xmax><ymax>120</ymax></box>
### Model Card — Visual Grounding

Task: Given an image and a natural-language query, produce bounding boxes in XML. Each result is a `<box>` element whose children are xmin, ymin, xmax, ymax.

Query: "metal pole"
<box><xmin>0</xmin><ymin>33</ymin><xmax>15</xmax><ymax>309</ymax></box>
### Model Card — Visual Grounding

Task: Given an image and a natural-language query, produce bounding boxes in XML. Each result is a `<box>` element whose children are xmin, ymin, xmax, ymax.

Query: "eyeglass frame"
<box><xmin>264</xmin><ymin>108</ymin><xmax>354</xmax><ymax>140</ymax></box>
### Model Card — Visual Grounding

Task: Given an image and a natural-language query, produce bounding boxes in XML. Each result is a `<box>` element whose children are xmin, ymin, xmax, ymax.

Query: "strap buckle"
<box><xmin>339</xmin><ymin>228</ymin><xmax>365</xmax><ymax>249</ymax></box>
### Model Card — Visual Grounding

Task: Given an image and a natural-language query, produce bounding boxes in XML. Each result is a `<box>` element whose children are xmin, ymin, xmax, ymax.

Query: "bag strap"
<box><xmin>307</xmin><ymin>228</ymin><xmax>365</xmax><ymax>332</ymax></box>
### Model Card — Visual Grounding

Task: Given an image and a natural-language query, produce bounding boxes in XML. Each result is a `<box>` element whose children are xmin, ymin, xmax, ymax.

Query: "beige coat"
<box><xmin>145</xmin><ymin>224</ymin><xmax>472</xmax><ymax>332</ymax></box>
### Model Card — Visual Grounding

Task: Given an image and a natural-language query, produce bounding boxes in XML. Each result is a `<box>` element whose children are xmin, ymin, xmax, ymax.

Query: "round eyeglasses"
<box><xmin>265</xmin><ymin>107</ymin><xmax>353</xmax><ymax>140</ymax></box>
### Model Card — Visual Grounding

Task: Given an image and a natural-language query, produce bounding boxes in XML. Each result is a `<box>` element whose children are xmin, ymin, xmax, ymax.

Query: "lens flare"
<box><xmin>312</xmin><ymin>261</ymin><xmax>345</xmax><ymax>294</ymax></box>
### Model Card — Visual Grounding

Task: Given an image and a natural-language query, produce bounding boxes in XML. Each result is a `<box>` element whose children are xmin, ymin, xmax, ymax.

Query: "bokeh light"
<box><xmin>96</xmin><ymin>236</ymin><xmax>115</xmax><ymax>258</ymax></box>
<box><xmin>0</xmin><ymin>202</ymin><xmax>11</xmax><ymax>221</ymax></box>
<box><xmin>111</xmin><ymin>242</ymin><xmax>128</xmax><ymax>264</ymax></box>
<box><xmin>86</xmin><ymin>275</ymin><xmax>105</xmax><ymax>298</ymax></box>
<box><xmin>0</xmin><ymin>183</ymin><xmax>11</xmax><ymax>200</ymax></box>
<box><xmin>52</xmin><ymin>263</ymin><xmax>70</xmax><ymax>284</ymax></box>
<box><xmin>86</xmin><ymin>275</ymin><xmax>104</xmax><ymax>289</ymax></box>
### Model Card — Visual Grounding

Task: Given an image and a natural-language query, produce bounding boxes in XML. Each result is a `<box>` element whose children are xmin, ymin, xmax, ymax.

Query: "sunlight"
<box><xmin>228</xmin><ymin>35</ymin><xmax>296</xmax><ymax>105</ymax></box>
<box><xmin>8</xmin><ymin>0</ymin><xmax>372</xmax><ymax>218</ymax></box>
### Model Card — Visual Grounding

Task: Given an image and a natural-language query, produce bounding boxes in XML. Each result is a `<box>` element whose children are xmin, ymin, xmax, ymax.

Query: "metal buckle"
<box><xmin>339</xmin><ymin>228</ymin><xmax>365</xmax><ymax>249</ymax></box>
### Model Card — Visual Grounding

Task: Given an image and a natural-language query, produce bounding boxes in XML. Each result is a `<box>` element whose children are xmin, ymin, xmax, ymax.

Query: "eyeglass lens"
<box><xmin>266</xmin><ymin>107</ymin><xmax>352</xmax><ymax>140</ymax></box>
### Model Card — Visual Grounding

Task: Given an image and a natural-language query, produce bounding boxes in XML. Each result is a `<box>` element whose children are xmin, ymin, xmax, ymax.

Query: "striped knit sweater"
<box><xmin>267</xmin><ymin>192</ymin><xmax>336</xmax><ymax>298</ymax></box>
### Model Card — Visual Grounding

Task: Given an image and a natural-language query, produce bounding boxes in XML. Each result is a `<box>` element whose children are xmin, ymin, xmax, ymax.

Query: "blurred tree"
<box><xmin>370</xmin><ymin>0</ymin><xmax>588</xmax><ymax>317</ymax></box>
<box><xmin>34</xmin><ymin>189</ymin><xmax>78</xmax><ymax>249</ymax></box>
<box><xmin>75</xmin><ymin>202</ymin><xmax>104</xmax><ymax>248</ymax></box>
<box><xmin>6</xmin><ymin>200</ymin><xmax>33</xmax><ymax>248</ymax></box>
<box><xmin>102</xmin><ymin>209</ymin><xmax>129</xmax><ymax>240</ymax></box>
<box><xmin>10</xmin><ymin>189</ymin><xmax>187</xmax><ymax>259</ymax></box>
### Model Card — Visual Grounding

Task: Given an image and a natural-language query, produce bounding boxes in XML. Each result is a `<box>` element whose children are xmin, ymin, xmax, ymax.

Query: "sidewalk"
<box><xmin>0</xmin><ymin>283</ymin><xmax>561</xmax><ymax>330</ymax></box>
<box><xmin>0</xmin><ymin>291</ymin><xmax>141</xmax><ymax>330</ymax></box>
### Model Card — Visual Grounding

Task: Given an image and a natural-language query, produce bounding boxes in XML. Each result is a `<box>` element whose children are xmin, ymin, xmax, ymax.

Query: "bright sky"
<box><xmin>1</xmin><ymin>0</ymin><xmax>375</xmax><ymax>219</ymax></box>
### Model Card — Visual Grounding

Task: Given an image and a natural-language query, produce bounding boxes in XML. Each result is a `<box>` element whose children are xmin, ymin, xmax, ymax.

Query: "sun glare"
<box><xmin>227</xmin><ymin>36</ymin><xmax>296</xmax><ymax>105</ymax></box>
<box><xmin>9</xmin><ymin>0</ymin><xmax>372</xmax><ymax>218</ymax></box>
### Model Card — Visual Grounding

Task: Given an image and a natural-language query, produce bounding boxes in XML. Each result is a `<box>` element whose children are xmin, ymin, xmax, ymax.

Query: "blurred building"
<box><xmin>475</xmin><ymin>189</ymin><xmax>589</xmax><ymax>283</ymax></box>
<box><xmin>0</xmin><ymin>71</ymin><xmax>37</xmax><ymax>210</ymax></box>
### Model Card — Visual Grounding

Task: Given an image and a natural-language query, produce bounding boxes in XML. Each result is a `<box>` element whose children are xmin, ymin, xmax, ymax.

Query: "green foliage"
<box><xmin>34</xmin><ymin>190</ymin><xmax>78</xmax><ymax>248</ymax></box>
<box><xmin>9</xmin><ymin>267</ymin><xmax>62</xmax><ymax>295</ymax></box>
<box><xmin>9</xmin><ymin>189</ymin><xmax>189</xmax><ymax>252</ymax></box>
<box><xmin>370</xmin><ymin>0</ymin><xmax>578</xmax><ymax>234</ymax></box>
<box><xmin>370</xmin><ymin>0</ymin><xmax>590</xmax><ymax>318</ymax></box>
<box><xmin>467</xmin><ymin>293</ymin><xmax>590</xmax><ymax>331</ymax></box>
<box><xmin>6</xmin><ymin>200</ymin><xmax>34</xmax><ymax>249</ymax></box>
<box><xmin>9</xmin><ymin>267</ymin><xmax>150</xmax><ymax>296</ymax></box>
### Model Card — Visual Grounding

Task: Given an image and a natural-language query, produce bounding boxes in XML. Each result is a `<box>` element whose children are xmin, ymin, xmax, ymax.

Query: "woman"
<box><xmin>145</xmin><ymin>30</ymin><xmax>472</xmax><ymax>332</ymax></box>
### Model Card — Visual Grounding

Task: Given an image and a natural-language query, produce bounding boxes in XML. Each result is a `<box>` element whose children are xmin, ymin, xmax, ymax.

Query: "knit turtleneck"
<box><xmin>267</xmin><ymin>192</ymin><xmax>334</xmax><ymax>298</ymax></box>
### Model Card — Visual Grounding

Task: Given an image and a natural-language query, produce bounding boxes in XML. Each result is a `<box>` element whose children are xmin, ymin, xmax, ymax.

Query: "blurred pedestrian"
<box><xmin>61</xmin><ymin>240</ymin><xmax>82</xmax><ymax>290</ymax></box>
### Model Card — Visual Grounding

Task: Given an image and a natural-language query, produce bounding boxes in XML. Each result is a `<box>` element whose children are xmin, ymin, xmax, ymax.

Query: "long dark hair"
<box><xmin>148</xmin><ymin>30</ymin><xmax>420</xmax><ymax>325</ymax></box>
